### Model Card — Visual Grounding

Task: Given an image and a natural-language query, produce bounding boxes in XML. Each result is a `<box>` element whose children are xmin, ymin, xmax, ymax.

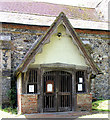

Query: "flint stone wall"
<box><xmin>0</xmin><ymin>23</ymin><xmax>109</xmax><ymax>101</ymax></box>
<box><xmin>0</xmin><ymin>36</ymin><xmax>11</xmax><ymax>107</ymax></box>
<box><xmin>78</xmin><ymin>32</ymin><xmax>109</xmax><ymax>99</ymax></box>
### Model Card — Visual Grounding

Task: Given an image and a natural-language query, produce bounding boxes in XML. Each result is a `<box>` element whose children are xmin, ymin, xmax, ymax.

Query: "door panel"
<box><xmin>43</xmin><ymin>71</ymin><xmax>72</xmax><ymax>112</ymax></box>
<box><xmin>58</xmin><ymin>71</ymin><xmax>72</xmax><ymax>111</ymax></box>
<box><xmin>43</xmin><ymin>71</ymin><xmax>56</xmax><ymax>112</ymax></box>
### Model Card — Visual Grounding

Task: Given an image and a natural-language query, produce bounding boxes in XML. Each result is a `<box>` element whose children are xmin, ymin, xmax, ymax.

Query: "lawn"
<box><xmin>92</xmin><ymin>100</ymin><xmax>110</xmax><ymax>111</ymax></box>
<box><xmin>79</xmin><ymin>100</ymin><xmax>110</xmax><ymax>119</ymax></box>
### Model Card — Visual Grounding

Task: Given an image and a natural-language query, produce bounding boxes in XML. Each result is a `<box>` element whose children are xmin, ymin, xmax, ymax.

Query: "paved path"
<box><xmin>0</xmin><ymin>111</ymin><xmax>93</xmax><ymax>119</ymax></box>
<box><xmin>24</xmin><ymin>111</ymin><xmax>91</xmax><ymax>118</ymax></box>
<box><xmin>0</xmin><ymin>110</ymin><xmax>109</xmax><ymax>119</ymax></box>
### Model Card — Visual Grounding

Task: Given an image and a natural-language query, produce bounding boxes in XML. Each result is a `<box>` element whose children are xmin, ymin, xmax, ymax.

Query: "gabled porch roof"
<box><xmin>15</xmin><ymin>12</ymin><xmax>101</xmax><ymax>76</ymax></box>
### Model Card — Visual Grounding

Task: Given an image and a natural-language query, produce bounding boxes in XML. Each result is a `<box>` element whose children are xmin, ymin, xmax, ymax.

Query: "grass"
<box><xmin>79</xmin><ymin>100</ymin><xmax>110</xmax><ymax>119</ymax></box>
<box><xmin>0</xmin><ymin>106</ymin><xmax>17</xmax><ymax>114</ymax></box>
<box><xmin>92</xmin><ymin>100</ymin><xmax>110</xmax><ymax>112</ymax></box>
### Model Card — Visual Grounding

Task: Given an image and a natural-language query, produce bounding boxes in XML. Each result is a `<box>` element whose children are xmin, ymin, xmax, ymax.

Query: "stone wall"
<box><xmin>77</xmin><ymin>31</ymin><xmax>109</xmax><ymax>99</ymax></box>
<box><xmin>1</xmin><ymin>23</ymin><xmax>110</xmax><ymax>101</ymax></box>
<box><xmin>0</xmin><ymin>49</ymin><xmax>2</xmax><ymax>106</ymax></box>
<box><xmin>0</xmin><ymin>36</ymin><xmax>11</xmax><ymax>107</ymax></box>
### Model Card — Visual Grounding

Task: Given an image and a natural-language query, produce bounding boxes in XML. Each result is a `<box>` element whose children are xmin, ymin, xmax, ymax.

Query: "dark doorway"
<box><xmin>43</xmin><ymin>71</ymin><xmax>72</xmax><ymax>112</ymax></box>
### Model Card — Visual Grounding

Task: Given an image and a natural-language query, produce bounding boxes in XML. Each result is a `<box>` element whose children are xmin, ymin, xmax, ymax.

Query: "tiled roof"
<box><xmin>0</xmin><ymin>2</ymin><xmax>100</xmax><ymax>21</ymax></box>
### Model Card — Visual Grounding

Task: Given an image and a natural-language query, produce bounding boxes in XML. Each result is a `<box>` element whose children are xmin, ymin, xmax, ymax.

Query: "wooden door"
<box><xmin>58</xmin><ymin>71</ymin><xmax>72</xmax><ymax>111</ymax></box>
<box><xmin>43</xmin><ymin>71</ymin><xmax>72</xmax><ymax>112</ymax></box>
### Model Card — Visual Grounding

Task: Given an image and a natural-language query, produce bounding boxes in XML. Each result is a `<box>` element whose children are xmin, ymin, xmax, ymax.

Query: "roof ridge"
<box><xmin>33</xmin><ymin>1</ymin><xmax>96</xmax><ymax>9</ymax></box>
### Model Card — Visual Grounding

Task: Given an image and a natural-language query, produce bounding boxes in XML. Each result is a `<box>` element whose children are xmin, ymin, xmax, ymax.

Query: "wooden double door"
<box><xmin>43</xmin><ymin>71</ymin><xmax>72</xmax><ymax>112</ymax></box>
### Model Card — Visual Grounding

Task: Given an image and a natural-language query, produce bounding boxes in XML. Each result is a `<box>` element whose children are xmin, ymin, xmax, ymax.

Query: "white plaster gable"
<box><xmin>30</xmin><ymin>24</ymin><xmax>88</xmax><ymax>67</ymax></box>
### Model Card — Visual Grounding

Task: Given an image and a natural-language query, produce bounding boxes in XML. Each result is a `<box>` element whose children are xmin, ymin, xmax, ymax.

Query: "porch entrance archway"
<box><xmin>43</xmin><ymin>71</ymin><xmax>72</xmax><ymax>112</ymax></box>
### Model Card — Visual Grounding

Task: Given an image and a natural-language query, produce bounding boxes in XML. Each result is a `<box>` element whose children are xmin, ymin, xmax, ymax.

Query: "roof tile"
<box><xmin>0</xmin><ymin>2</ymin><xmax>100</xmax><ymax>21</ymax></box>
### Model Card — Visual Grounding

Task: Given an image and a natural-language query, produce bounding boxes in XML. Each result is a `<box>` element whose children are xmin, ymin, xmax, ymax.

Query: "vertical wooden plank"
<box><xmin>36</xmin><ymin>70</ymin><xmax>37</xmax><ymax>93</ymax></box>
<box><xmin>51</xmin><ymin>96</ymin><xmax>52</xmax><ymax>108</ymax></box>
<box><xmin>50</xmin><ymin>96</ymin><xmax>51</xmax><ymax>108</ymax></box>
<box><xmin>24</xmin><ymin>72</ymin><xmax>26</xmax><ymax>94</ymax></box>
<box><xmin>63</xmin><ymin>95</ymin><xmax>64</xmax><ymax>108</ymax></box>
<box><xmin>65</xmin><ymin>95</ymin><xmax>66</xmax><ymax>108</ymax></box>
<box><xmin>34</xmin><ymin>70</ymin><xmax>35</xmax><ymax>83</ymax></box>
<box><xmin>48</xmin><ymin>96</ymin><xmax>49</xmax><ymax>109</ymax></box>
<box><xmin>56</xmin><ymin>71</ymin><xmax>58</xmax><ymax>111</ymax></box>
<box><xmin>26</xmin><ymin>71</ymin><xmax>29</xmax><ymax>94</ymax></box>
<box><xmin>68</xmin><ymin>95</ymin><xmax>69</xmax><ymax>107</ymax></box>
<box><xmin>32</xmin><ymin>70</ymin><xmax>34</xmax><ymax>94</ymax></box>
<box><xmin>61</xmin><ymin>77</ymin><xmax>62</xmax><ymax>92</ymax></box>
<box><xmin>32</xmin><ymin>70</ymin><xmax>33</xmax><ymax>83</ymax></box>
<box><xmin>49</xmin><ymin>95</ymin><xmax>51</xmax><ymax>108</ymax></box>
<box><xmin>29</xmin><ymin>69</ymin><xmax>30</xmax><ymax>82</ymax></box>
<box><xmin>62</xmin><ymin>95</ymin><xmax>63</xmax><ymax>107</ymax></box>
<box><xmin>33</xmin><ymin>70</ymin><xmax>36</xmax><ymax>83</ymax></box>
<box><xmin>68</xmin><ymin>76</ymin><xmax>69</xmax><ymax>92</ymax></box>
<box><xmin>38</xmin><ymin>68</ymin><xmax>43</xmax><ymax>113</ymax></box>
<box><xmin>63</xmin><ymin>95</ymin><xmax>65</xmax><ymax>107</ymax></box>
<box><xmin>35</xmin><ymin>70</ymin><xmax>37</xmax><ymax>82</ymax></box>
<box><xmin>44</xmin><ymin>94</ymin><xmax>45</xmax><ymax>109</ymax></box>
<box><xmin>72</xmin><ymin>70</ymin><xmax>75</xmax><ymax>111</ymax></box>
<box><xmin>62</xmin><ymin>96</ymin><xmax>63</xmax><ymax>108</ymax></box>
<box><xmin>47</xmin><ymin>96</ymin><xmax>48</xmax><ymax>108</ymax></box>
<box><xmin>59</xmin><ymin>76</ymin><xmax>61</xmax><ymax>92</ymax></box>
<box><xmin>33</xmin><ymin>70</ymin><xmax>34</xmax><ymax>83</ymax></box>
<box><xmin>66</xmin><ymin>73</ymin><xmax>67</xmax><ymax>92</ymax></box>
<box><xmin>63</xmin><ymin>74</ymin><xmax>64</xmax><ymax>92</ymax></box>
<box><xmin>22</xmin><ymin>72</ymin><xmax>25</xmax><ymax>94</ymax></box>
<box><xmin>84</xmin><ymin>70</ymin><xmax>88</xmax><ymax>93</ymax></box>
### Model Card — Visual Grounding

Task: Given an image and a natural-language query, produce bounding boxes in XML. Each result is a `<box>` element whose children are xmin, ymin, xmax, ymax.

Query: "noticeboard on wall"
<box><xmin>78</xmin><ymin>84</ymin><xmax>83</xmax><ymax>91</ymax></box>
<box><xmin>29</xmin><ymin>85</ymin><xmax>34</xmax><ymax>93</ymax></box>
<box><xmin>46</xmin><ymin>80</ymin><xmax>54</xmax><ymax>93</ymax></box>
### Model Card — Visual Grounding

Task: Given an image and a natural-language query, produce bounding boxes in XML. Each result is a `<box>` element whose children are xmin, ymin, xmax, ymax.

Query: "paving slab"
<box><xmin>24</xmin><ymin>111</ymin><xmax>92</xmax><ymax>118</ymax></box>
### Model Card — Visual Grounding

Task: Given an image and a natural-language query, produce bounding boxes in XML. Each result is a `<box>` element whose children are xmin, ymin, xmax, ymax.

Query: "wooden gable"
<box><xmin>15</xmin><ymin>12</ymin><xmax>101</xmax><ymax>76</ymax></box>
